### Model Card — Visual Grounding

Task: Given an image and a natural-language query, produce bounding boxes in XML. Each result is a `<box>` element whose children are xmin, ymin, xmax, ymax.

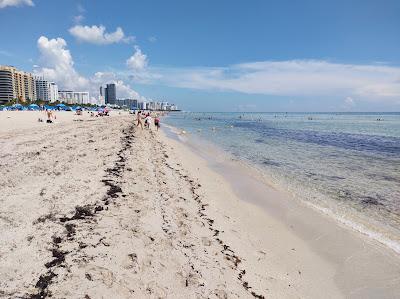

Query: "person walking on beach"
<box><xmin>145</xmin><ymin>114</ymin><xmax>152</xmax><ymax>129</ymax></box>
<box><xmin>136</xmin><ymin>110</ymin><xmax>143</xmax><ymax>130</ymax></box>
<box><xmin>154</xmin><ymin>116</ymin><xmax>160</xmax><ymax>131</ymax></box>
<box><xmin>46</xmin><ymin>109</ymin><xmax>55</xmax><ymax>123</ymax></box>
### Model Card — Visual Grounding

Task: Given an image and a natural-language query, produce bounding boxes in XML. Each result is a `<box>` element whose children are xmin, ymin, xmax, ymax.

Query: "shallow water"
<box><xmin>164</xmin><ymin>112</ymin><xmax>400</xmax><ymax>252</ymax></box>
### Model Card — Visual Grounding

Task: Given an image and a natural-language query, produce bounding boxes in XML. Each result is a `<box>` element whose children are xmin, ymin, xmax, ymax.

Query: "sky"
<box><xmin>0</xmin><ymin>0</ymin><xmax>399</xmax><ymax>112</ymax></box>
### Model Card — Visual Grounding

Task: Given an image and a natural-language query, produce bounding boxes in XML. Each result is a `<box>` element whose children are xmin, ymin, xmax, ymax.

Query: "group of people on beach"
<box><xmin>135</xmin><ymin>110</ymin><xmax>160</xmax><ymax>131</ymax></box>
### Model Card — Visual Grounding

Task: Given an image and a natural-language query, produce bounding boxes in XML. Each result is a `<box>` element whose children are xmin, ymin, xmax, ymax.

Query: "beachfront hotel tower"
<box><xmin>0</xmin><ymin>66</ymin><xmax>36</xmax><ymax>104</ymax></box>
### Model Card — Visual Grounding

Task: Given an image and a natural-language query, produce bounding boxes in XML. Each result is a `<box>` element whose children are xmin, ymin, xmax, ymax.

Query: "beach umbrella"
<box><xmin>12</xmin><ymin>104</ymin><xmax>23</xmax><ymax>110</ymax></box>
<box><xmin>28</xmin><ymin>104</ymin><xmax>40</xmax><ymax>110</ymax></box>
<box><xmin>55</xmin><ymin>103</ymin><xmax>66</xmax><ymax>110</ymax></box>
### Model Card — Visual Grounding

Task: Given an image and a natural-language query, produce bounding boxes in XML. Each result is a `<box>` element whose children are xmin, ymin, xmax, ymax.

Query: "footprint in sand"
<box><xmin>86</xmin><ymin>266</ymin><xmax>115</xmax><ymax>287</ymax></box>
<box><xmin>201</xmin><ymin>237</ymin><xmax>212</xmax><ymax>246</ymax></box>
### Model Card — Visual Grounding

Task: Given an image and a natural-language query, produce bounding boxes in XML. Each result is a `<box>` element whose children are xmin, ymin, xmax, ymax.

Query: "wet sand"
<box><xmin>0</xmin><ymin>112</ymin><xmax>399</xmax><ymax>298</ymax></box>
<box><xmin>167</xmin><ymin>130</ymin><xmax>400</xmax><ymax>298</ymax></box>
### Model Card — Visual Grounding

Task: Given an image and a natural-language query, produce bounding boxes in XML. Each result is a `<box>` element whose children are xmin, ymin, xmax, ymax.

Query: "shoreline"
<box><xmin>162</xmin><ymin>119</ymin><xmax>400</xmax><ymax>256</ymax></box>
<box><xmin>161</xmin><ymin>123</ymin><xmax>400</xmax><ymax>297</ymax></box>
<box><xmin>1</xmin><ymin>112</ymin><xmax>399</xmax><ymax>298</ymax></box>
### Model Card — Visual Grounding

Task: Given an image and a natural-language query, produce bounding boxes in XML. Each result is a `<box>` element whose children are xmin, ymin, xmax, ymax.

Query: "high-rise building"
<box><xmin>49</xmin><ymin>82</ymin><xmax>59</xmax><ymax>102</ymax></box>
<box><xmin>105</xmin><ymin>83</ymin><xmax>116</xmax><ymax>105</ymax></box>
<box><xmin>98</xmin><ymin>86</ymin><xmax>105</xmax><ymax>105</ymax></box>
<box><xmin>0</xmin><ymin>67</ymin><xmax>14</xmax><ymax>104</ymax></box>
<box><xmin>35</xmin><ymin>78</ymin><xmax>50</xmax><ymax>102</ymax></box>
<box><xmin>0</xmin><ymin>66</ymin><xmax>36</xmax><ymax>103</ymax></box>
<box><xmin>23</xmin><ymin>73</ymin><xmax>36</xmax><ymax>102</ymax></box>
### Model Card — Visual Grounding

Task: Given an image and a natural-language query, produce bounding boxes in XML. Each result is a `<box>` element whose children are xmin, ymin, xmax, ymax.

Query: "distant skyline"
<box><xmin>0</xmin><ymin>0</ymin><xmax>399</xmax><ymax>111</ymax></box>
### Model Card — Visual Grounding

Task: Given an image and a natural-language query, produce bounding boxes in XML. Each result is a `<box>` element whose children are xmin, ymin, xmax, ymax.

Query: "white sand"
<box><xmin>0</xmin><ymin>111</ymin><xmax>399</xmax><ymax>298</ymax></box>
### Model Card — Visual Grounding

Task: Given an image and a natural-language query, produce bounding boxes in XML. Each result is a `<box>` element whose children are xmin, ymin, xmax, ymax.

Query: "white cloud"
<box><xmin>144</xmin><ymin>60</ymin><xmax>400</xmax><ymax>104</ymax></box>
<box><xmin>69</xmin><ymin>25</ymin><xmax>134</xmax><ymax>45</ymax></box>
<box><xmin>34</xmin><ymin>36</ymin><xmax>145</xmax><ymax>101</ymax></box>
<box><xmin>345</xmin><ymin>96</ymin><xmax>355</xmax><ymax>106</ymax></box>
<box><xmin>35</xmin><ymin>36</ymin><xmax>88</xmax><ymax>90</ymax></box>
<box><xmin>0</xmin><ymin>0</ymin><xmax>33</xmax><ymax>8</ymax></box>
<box><xmin>72</xmin><ymin>3</ymin><xmax>85</xmax><ymax>24</ymax></box>
<box><xmin>148</xmin><ymin>36</ymin><xmax>157</xmax><ymax>43</ymax></box>
<box><xmin>126</xmin><ymin>46</ymin><xmax>148</xmax><ymax>71</ymax></box>
<box><xmin>73</xmin><ymin>15</ymin><xmax>84</xmax><ymax>24</ymax></box>
<box><xmin>77</xmin><ymin>3</ymin><xmax>85</xmax><ymax>13</ymax></box>
<box><xmin>342</xmin><ymin>96</ymin><xmax>356</xmax><ymax>110</ymax></box>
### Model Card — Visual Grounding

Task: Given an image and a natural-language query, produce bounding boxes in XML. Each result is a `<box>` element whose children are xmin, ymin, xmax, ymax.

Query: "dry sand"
<box><xmin>0</xmin><ymin>111</ymin><xmax>399</xmax><ymax>298</ymax></box>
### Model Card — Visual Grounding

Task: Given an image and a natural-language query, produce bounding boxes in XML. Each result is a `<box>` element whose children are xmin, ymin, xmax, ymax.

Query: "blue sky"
<box><xmin>1</xmin><ymin>0</ymin><xmax>399</xmax><ymax>111</ymax></box>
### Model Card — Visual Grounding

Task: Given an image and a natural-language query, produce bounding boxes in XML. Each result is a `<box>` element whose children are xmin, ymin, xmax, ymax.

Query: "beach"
<box><xmin>1</xmin><ymin>111</ymin><xmax>400</xmax><ymax>299</ymax></box>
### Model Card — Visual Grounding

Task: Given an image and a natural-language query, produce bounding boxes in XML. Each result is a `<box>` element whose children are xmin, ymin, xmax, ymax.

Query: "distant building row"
<box><xmin>113</xmin><ymin>98</ymin><xmax>178</xmax><ymax>111</ymax></box>
<box><xmin>0</xmin><ymin>65</ymin><xmax>90</xmax><ymax>105</ymax></box>
<box><xmin>0</xmin><ymin>65</ymin><xmax>177</xmax><ymax>108</ymax></box>
<box><xmin>98</xmin><ymin>84</ymin><xmax>178</xmax><ymax>110</ymax></box>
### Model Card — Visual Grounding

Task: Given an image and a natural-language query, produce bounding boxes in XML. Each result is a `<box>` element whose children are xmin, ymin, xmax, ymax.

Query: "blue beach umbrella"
<box><xmin>28</xmin><ymin>104</ymin><xmax>40</xmax><ymax>110</ymax></box>
<box><xmin>12</xmin><ymin>104</ymin><xmax>23</xmax><ymax>110</ymax></box>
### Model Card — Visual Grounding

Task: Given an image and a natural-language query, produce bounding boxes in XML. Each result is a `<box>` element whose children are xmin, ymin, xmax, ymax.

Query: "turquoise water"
<box><xmin>164</xmin><ymin>112</ymin><xmax>400</xmax><ymax>251</ymax></box>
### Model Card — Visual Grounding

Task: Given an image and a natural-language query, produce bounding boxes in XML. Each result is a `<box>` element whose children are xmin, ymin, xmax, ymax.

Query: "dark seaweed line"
<box><xmin>24</xmin><ymin>124</ymin><xmax>135</xmax><ymax>299</ymax></box>
<box><xmin>158</xmin><ymin>138</ymin><xmax>266</xmax><ymax>299</ymax></box>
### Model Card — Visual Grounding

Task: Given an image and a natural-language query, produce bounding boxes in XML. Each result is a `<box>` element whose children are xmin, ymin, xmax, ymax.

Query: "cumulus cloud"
<box><xmin>69</xmin><ymin>25</ymin><xmax>134</xmax><ymax>45</ymax></box>
<box><xmin>126</xmin><ymin>46</ymin><xmax>148</xmax><ymax>71</ymax></box>
<box><xmin>145</xmin><ymin>60</ymin><xmax>400</xmax><ymax>104</ymax></box>
<box><xmin>34</xmin><ymin>36</ymin><xmax>144</xmax><ymax>101</ymax></box>
<box><xmin>0</xmin><ymin>0</ymin><xmax>33</xmax><ymax>8</ymax></box>
<box><xmin>35</xmin><ymin>36</ymin><xmax>88</xmax><ymax>90</ymax></box>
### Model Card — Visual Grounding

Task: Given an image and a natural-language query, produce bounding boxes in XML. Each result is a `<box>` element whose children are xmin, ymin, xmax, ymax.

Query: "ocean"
<box><xmin>163</xmin><ymin>112</ymin><xmax>400</xmax><ymax>252</ymax></box>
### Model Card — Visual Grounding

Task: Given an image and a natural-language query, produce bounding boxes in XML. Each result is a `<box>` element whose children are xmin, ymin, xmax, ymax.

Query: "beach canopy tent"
<box><xmin>44</xmin><ymin>105</ymin><xmax>55</xmax><ymax>110</ymax></box>
<box><xmin>72</xmin><ymin>106</ymin><xmax>82</xmax><ymax>110</ymax></box>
